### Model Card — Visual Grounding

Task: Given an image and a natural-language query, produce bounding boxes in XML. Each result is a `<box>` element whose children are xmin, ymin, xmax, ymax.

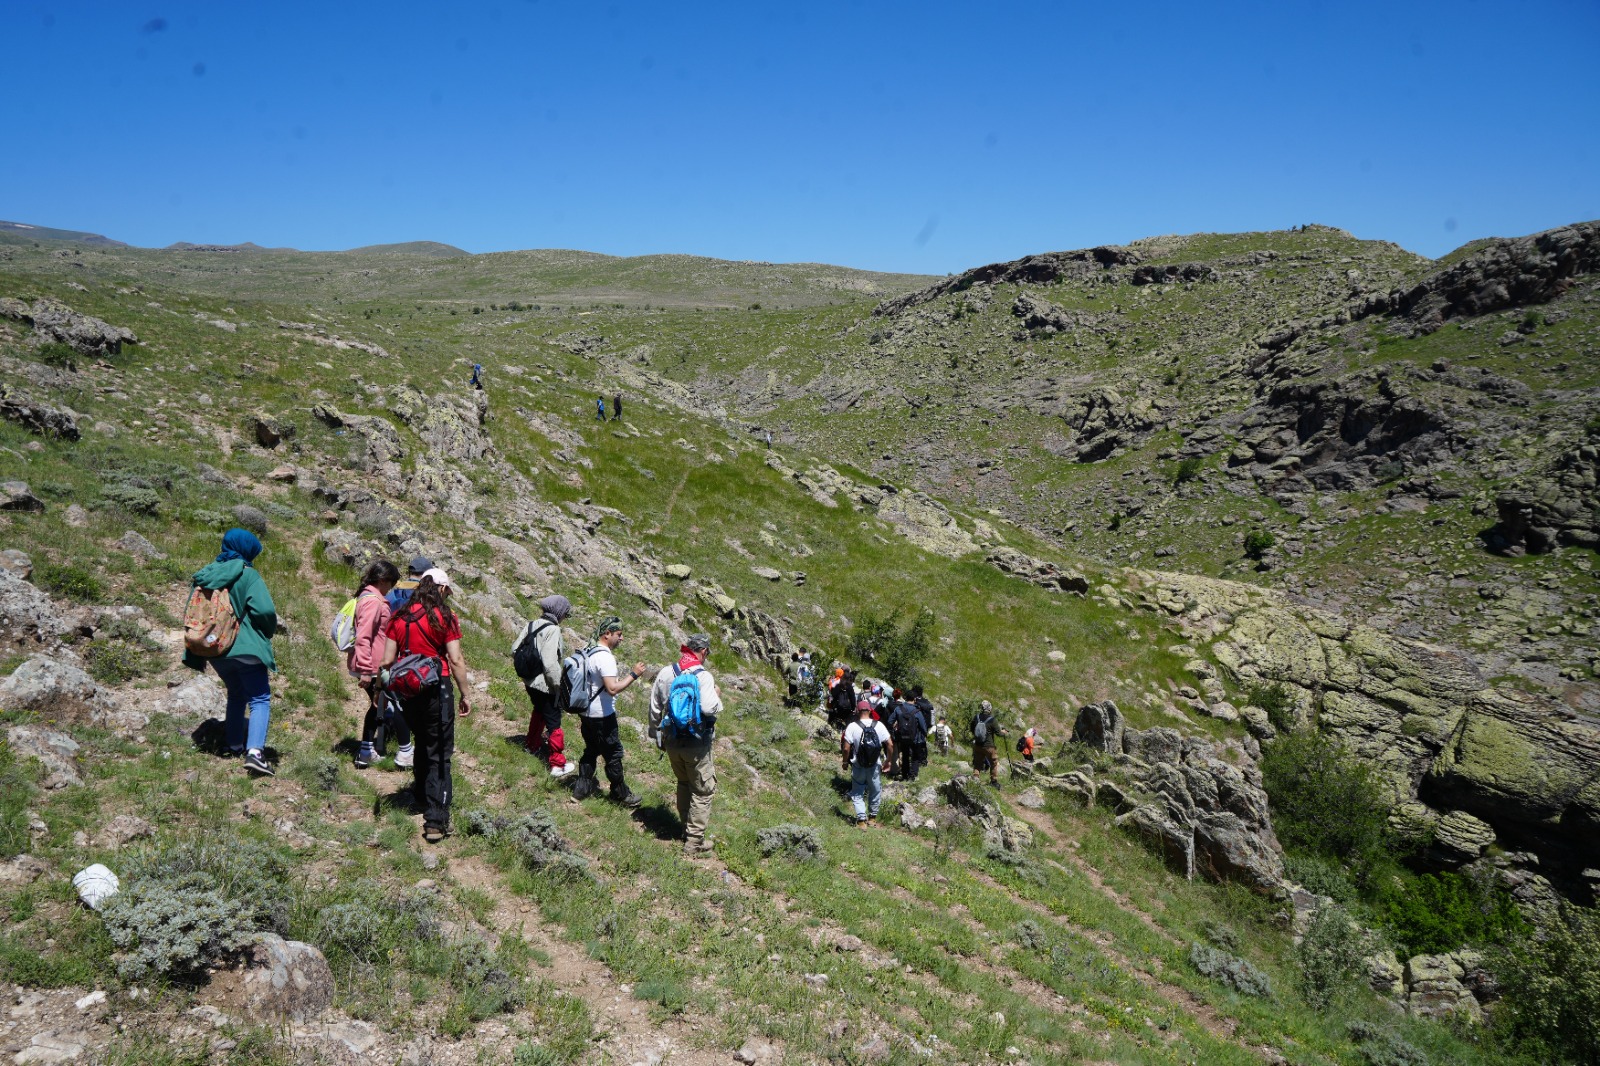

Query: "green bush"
<box><xmin>1346</xmin><ymin>1021</ymin><xmax>1429</xmax><ymax>1066</ymax></box>
<box><xmin>461</xmin><ymin>808</ymin><xmax>592</xmax><ymax>883</ymax></box>
<box><xmin>101</xmin><ymin>882</ymin><xmax>253</xmax><ymax>979</ymax></box>
<box><xmin>1283</xmin><ymin>852</ymin><xmax>1359</xmax><ymax>905</ymax></box>
<box><xmin>1375</xmin><ymin>871</ymin><xmax>1526</xmax><ymax>956</ymax></box>
<box><xmin>84</xmin><ymin>640</ymin><xmax>152</xmax><ymax>685</ymax></box>
<box><xmin>99</xmin><ymin>483</ymin><xmax>162</xmax><ymax>516</ymax></box>
<box><xmin>847</xmin><ymin>606</ymin><xmax>937</xmax><ymax>690</ymax></box>
<box><xmin>1295</xmin><ymin>902</ymin><xmax>1374</xmax><ymax>1011</ymax></box>
<box><xmin>1491</xmin><ymin>904</ymin><xmax>1600</xmax><ymax>1066</ymax></box>
<box><xmin>1173</xmin><ymin>456</ymin><xmax>1204</xmax><ymax>484</ymax></box>
<box><xmin>33</xmin><ymin>562</ymin><xmax>104</xmax><ymax>603</ymax></box>
<box><xmin>756</xmin><ymin>823</ymin><xmax>825</xmax><ymax>863</ymax></box>
<box><xmin>122</xmin><ymin>836</ymin><xmax>294</xmax><ymax>936</ymax></box>
<box><xmin>230</xmin><ymin>504</ymin><xmax>269</xmax><ymax>535</ymax></box>
<box><xmin>1013</xmin><ymin>919</ymin><xmax>1048</xmax><ymax>951</ymax></box>
<box><xmin>1188</xmin><ymin>942</ymin><xmax>1273</xmax><ymax>998</ymax></box>
<box><xmin>1262</xmin><ymin>729</ymin><xmax>1392</xmax><ymax>888</ymax></box>
<box><xmin>1246</xmin><ymin>682</ymin><xmax>1297</xmax><ymax>732</ymax></box>
<box><xmin>1244</xmin><ymin>530</ymin><xmax>1276</xmax><ymax>559</ymax></box>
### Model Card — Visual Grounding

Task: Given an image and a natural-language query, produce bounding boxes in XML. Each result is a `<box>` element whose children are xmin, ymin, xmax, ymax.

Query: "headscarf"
<box><xmin>216</xmin><ymin>528</ymin><xmax>262</xmax><ymax>565</ymax></box>
<box><xmin>677</xmin><ymin>646</ymin><xmax>706</xmax><ymax>672</ymax></box>
<box><xmin>594</xmin><ymin>615</ymin><xmax>623</xmax><ymax>643</ymax></box>
<box><xmin>539</xmin><ymin>595</ymin><xmax>572</xmax><ymax>623</ymax></box>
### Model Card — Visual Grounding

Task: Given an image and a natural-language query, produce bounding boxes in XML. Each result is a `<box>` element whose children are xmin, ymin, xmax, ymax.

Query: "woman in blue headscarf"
<box><xmin>185</xmin><ymin>527</ymin><xmax>278</xmax><ymax>775</ymax></box>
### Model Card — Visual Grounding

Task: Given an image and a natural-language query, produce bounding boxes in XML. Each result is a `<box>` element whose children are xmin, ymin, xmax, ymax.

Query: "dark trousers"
<box><xmin>912</xmin><ymin>739</ymin><xmax>928</xmax><ymax>776</ymax></box>
<box><xmin>401</xmin><ymin>683</ymin><xmax>455</xmax><ymax>831</ymax></box>
<box><xmin>578</xmin><ymin>714</ymin><xmax>627</xmax><ymax>793</ymax></box>
<box><xmin>895</xmin><ymin>738</ymin><xmax>924</xmax><ymax>780</ymax></box>
<box><xmin>361</xmin><ymin>689</ymin><xmax>411</xmax><ymax>750</ymax></box>
<box><xmin>523</xmin><ymin>687</ymin><xmax>566</xmax><ymax>768</ymax></box>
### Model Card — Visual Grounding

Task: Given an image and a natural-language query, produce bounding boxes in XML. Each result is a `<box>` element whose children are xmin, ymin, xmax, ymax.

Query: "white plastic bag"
<box><xmin>73</xmin><ymin>864</ymin><xmax>120</xmax><ymax>910</ymax></box>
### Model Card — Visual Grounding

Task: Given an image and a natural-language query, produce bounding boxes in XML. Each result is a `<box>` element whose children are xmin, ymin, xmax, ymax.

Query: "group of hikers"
<box><xmin>181</xmin><ymin>529</ymin><xmax>1036</xmax><ymax>850</ymax></box>
<box><xmin>596</xmin><ymin>392</ymin><xmax>623</xmax><ymax>421</ymax></box>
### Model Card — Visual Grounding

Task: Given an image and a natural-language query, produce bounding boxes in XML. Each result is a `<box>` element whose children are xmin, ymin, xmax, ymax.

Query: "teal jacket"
<box><xmin>183</xmin><ymin>559</ymin><xmax>278</xmax><ymax>672</ymax></box>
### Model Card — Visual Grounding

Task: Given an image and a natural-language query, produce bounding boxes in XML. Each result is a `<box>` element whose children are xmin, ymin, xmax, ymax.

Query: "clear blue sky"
<box><xmin>3</xmin><ymin>1</ymin><xmax>1596</xmax><ymax>273</ymax></box>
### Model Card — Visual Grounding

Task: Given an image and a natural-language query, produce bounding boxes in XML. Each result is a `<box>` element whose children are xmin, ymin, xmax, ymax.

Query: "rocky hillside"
<box><xmin>0</xmin><ymin>227</ymin><xmax>1596</xmax><ymax>1064</ymax></box>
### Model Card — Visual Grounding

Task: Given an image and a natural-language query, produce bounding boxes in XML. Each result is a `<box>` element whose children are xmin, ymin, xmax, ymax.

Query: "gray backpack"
<box><xmin>560</xmin><ymin>646</ymin><xmax>602</xmax><ymax>714</ymax></box>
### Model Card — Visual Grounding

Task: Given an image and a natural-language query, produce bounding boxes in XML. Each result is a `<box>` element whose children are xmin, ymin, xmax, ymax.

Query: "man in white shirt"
<box><xmin>575</xmin><ymin>616</ymin><xmax>648</xmax><ymax>808</ymax></box>
<box><xmin>840</xmin><ymin>699</ymin><xmax>894</xmax><ymax>827</ymax></box>
<box><xmin>647</xmin><ymin>633</ymin><xmax>723</xmax><ymax>857</ymax></box>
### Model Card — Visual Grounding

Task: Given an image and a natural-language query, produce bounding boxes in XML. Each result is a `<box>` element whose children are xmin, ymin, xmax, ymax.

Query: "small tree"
<box><xmin>847</xmin><ymin>607</ymin><xmax>937</xmax><ymax>690</ymax></box>
<box><xmin>1261</xmin><ymin>729</ymin><xmax>1392</xmax><ymax>888</ymax></box>
<box><xmin>1173</xmin><ymin>456</ymin><xmax>1204</xmax><ymax>484</ymax></box>
<box><xmin>1244</xmin><ymin>530</ymin><xmax>1275</xmax><ymax>560</ymax></box>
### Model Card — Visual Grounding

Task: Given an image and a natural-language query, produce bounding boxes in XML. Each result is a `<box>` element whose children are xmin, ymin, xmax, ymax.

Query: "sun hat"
<box><xmin>421</xmin><ymin>567</ymin><xmax>452</xmax><ymax>589</ymax></box>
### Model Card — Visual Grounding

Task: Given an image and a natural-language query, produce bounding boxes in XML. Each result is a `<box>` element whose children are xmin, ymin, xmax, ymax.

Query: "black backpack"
<box><xmin>891</xmin><ymin>703</ymin><xmax>924</xmax><ymax>742</ymax></box>
<box><xmin>852</xmin><ymin>722</ymin><xmax>884</xmax><ymax>767</ymax></box>
<box><xmin>512</xmin><ymin>619</ymin><xmax>555</xmax><ymax>682</ymax></box>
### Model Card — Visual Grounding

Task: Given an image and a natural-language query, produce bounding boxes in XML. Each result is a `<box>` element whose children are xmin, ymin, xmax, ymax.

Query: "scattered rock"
<box><xmin>752</xmin><ymin>566</ymin><xmax>783</xmax><ymax>582</ymax></box>
<box><xmin>0</xmin><ymin>853</ymin><xmax>50</xmax><ymax>885</ymax></box>
<box><xmin>3</xmin><ymin>724</ymin><xmax>83</xmax><ymax>788</ymax></box>
<box><xmin>113</xmin><ymin>531</ymin><xmax>166</xmax><ymax>560</ymax></box>
<box><xmin>1015</xmin><ymin>787</ymin><xmax>1047</xmax><ymax>810</ymax></box>
<box><xmin>250</xmin><ymin>414</ymin><xmax>294</xmax><ymax>449</ymax></box>
<box><xmin>95</xmin><ymin>814</ymin><xmax>154</xmax><ymax>849</ymax></box>
<box><xmin>1</xmin><ymin>480</ymin><xmax>45</xmax><ymax>512</ymax></box>
<box><xmin>0</xmin><ymin>391</ymin><xmax>80</xmax><ymax>441</ymax></box>
<box><xmin>664</xmin><ymin>564</ymin><xmax>692</xmax><ymax>579</ymax></box>
<box><xmin>63</xmin><ymin>504</ymin><xmax>89</xmax><ymax>528</ymax></box>
<box><xmin>0</xmin><ymin>549</ymin><xmax>32</xmax><ymax>581</ymax></box>
<box><xmin>205</xmin><ymin>934</ymin><xmax>335</xmax><ymax>1022</ymax></box>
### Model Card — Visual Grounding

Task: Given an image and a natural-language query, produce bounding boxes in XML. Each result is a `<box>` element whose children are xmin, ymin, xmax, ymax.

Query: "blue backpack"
<box><xmin>663</xmin><ymin>665</ymin><xmax>706</xmax><ymax>743</ymax></box>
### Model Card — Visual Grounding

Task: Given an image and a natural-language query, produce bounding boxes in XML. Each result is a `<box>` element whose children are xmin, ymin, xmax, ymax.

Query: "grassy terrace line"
<box><xmin>0</xmin><ymin>228</ymin><xmax>1592</xmax><ymax>1065</ymax></box>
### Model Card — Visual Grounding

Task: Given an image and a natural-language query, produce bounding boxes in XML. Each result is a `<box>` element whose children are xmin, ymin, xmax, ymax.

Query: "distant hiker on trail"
<box><xmin>912</xmin><ymin>685</ymin><xmax>936</xmax><ymax>733</ymax></box>
<box><xmin>972</xmin><ymin>700</ymin><xmax>1007</xmax><ymax>785</ymax></box>
<box><xmin>842</xmin><ymin>699</ymin><xmax>894</xmax><ymax>827</ymax></box>
<box><xmin>470</xmin><ymin>363</ymin><xmax>483</xmax><ymax>390</ymax></box>
<box><xmin>932</xmin><ymin>719</ymin><xmax>953</xmax><ymax>755</ymax></box>
<box><xmin>183</xmin><ymin>528</ymin><xmax>278</xmax><ymax>777</ymax></box>
<box><xmin>887</xmin><ymin>693</ymin><xmax>927</xmax><ymax>781</ymax></box>
<box><xmin>1019</xmin><ymin>728</ymin><xmax>1038</xmax><ymax>763</ymax></box>
<box><xmin>382</xmin><ymin>569</ymin><xmax>472</xmax><ymax>844</ymax></box>
<box><xmin>827</xmin><ymin>668</ymin><xmax>856</xmax><ymax>727</ymax></box>
<box><xmin>784</xmin><ymin>652</ymin><xmax>805</xmax><ymax>705</ymax></box>
<box><xmin>612</xmin><ymin>391</ymin><xmax>623</xmax><ymax>421</ymax></box>
<box><xmin>386</xmin><ymin>556</ymin><xmax>431</xmax><ymax>614</ymax></box>
<box><xmin>866</xmin><ymin>682</ymin><xmax>890</xmax><ymax>717</ymax></box>
<box><xmin>514</xmin><ymin>594</ymin><xmax>575</xmax><ymax>779</ymax></box>
<box><xmin>345</xmin><ymin>559</ymin><xmax>415</xmax><ymax>771</ymax></box>
<box><xmin>596</xmin><ymin>396</ymin><xmax>607</xmax><ymax>421</ymax></box>
<box><xmin>648</xmin><ymin>633</ymin><xmax>723</xmax><ymax>857</ymax></box>
<box><xmin>573</xmin><ymin>617</ymin><xmax>649</xmax><ymax>808</ymax></box>
<box><xmin>764</xmin><ymin>430</ymin><xmax>773</xmax><ymax>449</ymax></box>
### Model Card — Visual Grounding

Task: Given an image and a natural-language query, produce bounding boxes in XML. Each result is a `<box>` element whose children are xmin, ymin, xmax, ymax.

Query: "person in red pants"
<box><xmin>516</xmin><ymin>595</ymin><xmax>576</xmax><ymax>778</ymax></box>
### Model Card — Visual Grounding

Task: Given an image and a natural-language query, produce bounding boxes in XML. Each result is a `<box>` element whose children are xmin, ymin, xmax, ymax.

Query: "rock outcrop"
<box><xmin>0</xmin><ymin>297</ymin><xmax>138</xmax><ymax>356</ymax></box>
<box><xmin>0</xmin><ymin>388</ymin><xmax>79</xmax><ymax>440</ymax></box>
<box><xmin>1485</xmin><ymin>426</ymin><xmax>1600</xmax><ymax>554</ymax></box>
<box><xmin>1394</xmin><ymin>220</ymin><xmax>1600</xmax><ymax>333</ymax></box>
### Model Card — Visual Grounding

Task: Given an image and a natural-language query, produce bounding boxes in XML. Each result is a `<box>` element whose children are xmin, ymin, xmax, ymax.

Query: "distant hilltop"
<box><xmin>0</xmin><ymin>220</ymin><xmax>128</xmax><ymax>248</ymax></box>
<box><xmin>0</xmin><ymin>219</ymin><xmax>466</xmax><ymax>257</ymax></box>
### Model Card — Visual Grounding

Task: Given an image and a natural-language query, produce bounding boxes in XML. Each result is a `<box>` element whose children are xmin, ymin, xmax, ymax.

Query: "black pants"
<box><xmin>401</xmin><ymin>683</ymin><xmax>455</xmax><ymax>831</ymax></box>
<box><xmin>578</xmin><ymin>714</ymin><xmax>627</xmax><ymax>793</ymax></box>
<box><xmin>361</xmin><ymin>689</ymin><xmax>411</xmax><ymax>750</ymax></box>
<box><xmin>895</xmin><ymin>738</ymin><xmax>922</xmax><ymax>781</ymax></box>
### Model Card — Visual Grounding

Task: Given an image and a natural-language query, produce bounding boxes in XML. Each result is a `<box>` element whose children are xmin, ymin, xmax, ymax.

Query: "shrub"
<box><xmin>1295</xmin><ymin>902</ymin><xmax>1374</xmax><ymax>1011</ymax></box>
<box><xmin>122</xmin><ymin>837</ymin><xmax>294</xmax><ymax>935</ymax></box>
<box><xmin>1188</xmin><ymin>942</ymin><xmax>1273</xmax><ymax>998</ymax></box>
<box><xmin>32</xmin><ymin>341</ymin><xmax>79</xmax><ymax>369</ymax></box>
<box><xmin>756</xmin><ymin>823</ymin><xmax>825</xmax><ymax>863</ymax></box>
<box><xmin>1173</xmin><ymin>456</ymin><xmax>1204</xmax><ymax>484</ymax></box>
<box><xmin>1374</xmin><ymin>870</ymin><xmax>1526</xmax><ymax>956</ymax></box>
<box><xmin>1262</xmin><ymin>729</ymin><xmax>1393</xmax><ymax>888</ymax></box>
<box><xmin>230</xmin><ymin>504</ymin><xmax>269</xmax><ymax>535</ymax></box>
<box><xmin>1346</xmin><ymin>1020</ymin><xmax>1429</xmax><ymax>1066</ymax></box>
<box><xmin>1244</xmin><ymin>530</ymin><xmax>1276</xmax><ymax>559</ymax></box>
<box><xmin>1202</xmin><ymin>920</ymin><xmax>1241</xmax><ymax>953</ymax></box>
<box><xmin>99</xmin><ymin>483</ymin><xmax>161</xmax><ymax>516</ymax></box>
<box><xmin>1491</xmin><ymin>904</ymin><xmax>1600</xmax><ymax>1066</ymax></box>
<box><xmin>188</xmin><ymin>509</ymin><xmax>228</xmax><ymax>530</ymax></box>
<box><xmin>847</xmin><ymin>606</ymin><xmax>937</xmax><ymax>690</ymax></box>
<box><xmin>1283</xmin><ymin>852</ymin><xmax>1359</xmax><ymax>905</ymax></box>
<box><xmin>34</xmin><ymin>562</ymin><xmax>104</xmax><ymax>603</ymax></box>
<box><xmin>85</xmin><ymin>639</ymin><xmax>153</xmax><ymax>685</ymax></box>
<box><xmin>1246</xmin><ymin>682</ymin><xmax>1297</xmax><ymax>732</ymax></box>
<box><xmin>461</xmin><ymin>809</ymin><xmax>592</xmax><ymax>882</ymax></box>
<box><xmin>263</xmin><ymin>502</ymin><xmax>297</xmax><ymax>522</ymax></box>
<box><xmin>101</xmin><ymin>881</ymin><xmax>253</xmax><ymax>979</ymax></box>
<box><xmin>1013</xmin><ymin>919</ymin><xmax>1048</xmax><ymax>951</ymax></box>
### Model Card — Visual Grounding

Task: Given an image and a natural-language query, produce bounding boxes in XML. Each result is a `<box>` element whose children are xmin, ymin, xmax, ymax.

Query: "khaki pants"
<box><xmin>666</xmin><ymin>744</ymin><xmax>716</xmax><ymax>849</ymax></box>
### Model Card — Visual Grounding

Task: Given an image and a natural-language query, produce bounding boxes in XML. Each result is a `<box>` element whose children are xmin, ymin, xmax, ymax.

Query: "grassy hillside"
<box><xmin>0</xmin><ymin>231</ymin><xmax>1592</xmax><ymax>1065</ymax></box>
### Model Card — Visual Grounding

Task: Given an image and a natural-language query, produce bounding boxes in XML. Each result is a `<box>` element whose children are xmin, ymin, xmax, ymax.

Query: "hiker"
<box><xmin>596</xmin><ymin>396</ymin><xmax>606</xmax><ymax>421</ymax></box>
<box><xmin>866</xmin><ymin>682</ymin><xmax>890</xmax><ymax>717</ymax></box>
<box><xmin>514</xmin><ymin>594</ymin><xmax>576</xmax><ymax>779</ymax></box>
<box><xmin>348</xmin><ymin>559</ymin><xmax>414</xmax><ymax>770</ymax></box>
<box><xmin>381</xmin><ymin>568</ymin><xmax>472</xmax><ymax>843</ymax></box>
<box><xmin>648</xmin><ymin>633</ymin><xmax>723</xmax><ymax>857</ymax></box>
<box><xmin>612</xmin><ymin>391</ymin><xmax>623</xmax><ymax>421</ymax></box>
<box><xmin>386</xmin><ymin>556</ymin><xmax>431</xmax><ymax>613</ymax></box>
<box><xmin>784</xmin><ymin>652</ymin><xmax>805</xmax><ymax>705</ymax></box>
<box><xmin>764</xmin><ymin>430</ymin><xmax>773</xmax><ymax>449</ymax></box>
<box><xmin>184</xmin><ymin>528</ymin><xmax>279</xmax><ymax>776</ymax></box>
<box><xmin>841</xmin><ymin>699</ymin><xmax>894</xmax><ymax>827</ymax></box>
<box><xmin>470</xmin><ymin>363</ymin><xmax>483</xmax><ymax>390</ymax></box>
<box><xmin>827</xmin><ymin>668</ymin><xmax>856</xmax><ymax>727</ymax></box>
<box><xmin>971</xmin><ymin>700</ymin><xmax>1007</xmax><ymax>785</ymax></box>
<box><xmin>573</xmin><ymin>616</ymin><xmax>648</xmax><ymax>808</ymax></box>
<box><xmin>931</xmin><ymin>718</ymin><xmax>953</xmax><ymax>755</ymax></box>
<box><xmin>1019</xmin><ymin>727</ymin><xmax>1038</xmax><ymax>763</ymax></box>
<box><xmin>887</xmin><ymin>693</ymin><xmax>927</xmax><ymax>781</ymax></box>
<box><xmin>912</xmin><ymin>685</ymin><xmax>936</xmax><ymax>733</ymax></box>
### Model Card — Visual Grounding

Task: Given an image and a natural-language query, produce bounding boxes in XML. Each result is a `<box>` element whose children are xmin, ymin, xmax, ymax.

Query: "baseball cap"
<box><xmin>408</xmin><ymin>555</ymin><xmax>433</xmax><ymax>575</ymax></box>
<box><xmin>421</xmin><ymin>567</ymin><xmax>452</xmax><ymax>589</ymax></box>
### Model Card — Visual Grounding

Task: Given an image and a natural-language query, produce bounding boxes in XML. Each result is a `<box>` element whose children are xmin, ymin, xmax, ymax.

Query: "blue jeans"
<box><xmin>849</xmin><ymin>762</ymin><xmax>882</xmax><ymax>822</ymax></box>
<box><xmin>210</xmin><ymin>657</ymin><xmax>271</xmax><ymax>753</ymax></box>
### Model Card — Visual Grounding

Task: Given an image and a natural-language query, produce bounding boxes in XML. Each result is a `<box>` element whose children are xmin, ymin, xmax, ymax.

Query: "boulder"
<box><xmin>1116</xmin><ymin>803</ymin><xmax>1195</xmax><ymax>878</ymax></box>
<box><xmin>27</xmin><ymin>297</ymin><xmax>138</xmax><ymax>356</ymax></box>
<box><xmin>114</xmin><ymin>531</ymin><xmax>166</xmax><ymax>560</ymax></box>
<box><xmin>1432</xmin><ymin>809</ymin><xmax>1497</xmax><ymax>864</ymax></box>
<box><xmin>1037</xmin><ymin>770</ymin><xmax>1096</xmax><ymax>807</ymax></box>
<box><xmin>0</xmin><ymin>566</ymin><xmax>68</xmax><ymax>645</ymax></box>
<box><xmin>156</xmin><ymin>673</ymin><xmax>227</xmax><ymax>719</ymax></box>
<box><xmin>1123</xmin><ymin>726</ymin><xmax>1183</xmax><ymax>767</ymax></box>
<box><xmin>250</xmin><ymin>414</ymin><xmax>293</xmax><ymax>449</ymax></box>
<box><xmin>0</xmin><ymin>390</ymin><xmax>80</xmax><ymax>440</ymax></box>
<box><xmin>0</xmin><ymin>549</ymin><xmax>31</xmax><ymax>581</ymax></box>
<box><xmin>205</xmin><ymin>934</ymin><xmax>335</xmax><ymax>1023</ymax></box>
<box><xmin>3</xmin><ymin>724</ymin><xmax>82</xmax><ymax>788</ymax></box>
<box><xmin>1</xmin><ymin>480</ymin><xmax>45</xmax><ymax>512</ymax></box>
<box><xmin>0</xmin><ymin>854</ymin><xmax>50</xmax><ymax>886</ymax></box>
<box><xmin>1071</xmin><ymin>700</ymin><xmax>1124</xmax><ymax>753</ymax></box>
<box><xmin>752</xmin><ymin>566</ymin><xmax>783</xmax><ymax>582</ymax></box>
<box><xmin>0</xmin><ymin>656</ymin><xmax>118</xmax><ymax>718</ymax></box>
<box><xmin>664</xmin><ymin>563</ymin><xmax>692</xmax><ymax>579</ymax></box>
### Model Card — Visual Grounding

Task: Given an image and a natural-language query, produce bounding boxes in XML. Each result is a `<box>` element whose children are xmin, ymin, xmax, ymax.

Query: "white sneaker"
<box><xmin>394</xmin><ymin>747</ymin><xmax>414</xmax><ymax>769</ymax></box>
<box><xmin>550</xmin><ymin>763</ymin><xmax>577</xmax><ymax>779</ymax></box>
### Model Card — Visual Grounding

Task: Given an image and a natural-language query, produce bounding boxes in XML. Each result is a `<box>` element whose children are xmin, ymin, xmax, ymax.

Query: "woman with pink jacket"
<box><xmin>348</xmin><ymin>560</ymin><xmax>410</xmax><ymax>769</ymax></box>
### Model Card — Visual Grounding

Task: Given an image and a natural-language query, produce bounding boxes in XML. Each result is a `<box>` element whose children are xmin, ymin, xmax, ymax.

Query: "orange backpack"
<box><xmin>183</xmin><ymin>585</ymin><xmax>240</xmax><ymax>658</ymax></box>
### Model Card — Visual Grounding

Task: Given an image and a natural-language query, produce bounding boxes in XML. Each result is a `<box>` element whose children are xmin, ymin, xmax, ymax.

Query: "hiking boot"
<box><xmin>550</xmin><ymin>763</ymin><xmax>577</xmax><ymax>780</ymax></box>
<box><xmin>243</xmin><ymin>751</ymin><xmax>274</xmax><ymax>776</ymax></box>
<box><xmin>855</xmin><ymin>818</ymin><xmax>869</xmax><ymax>830</ymax></box>
<box><xmin>354</xmin><ymin>745</ymin><xmax>375</xmax><ymax>770</ymax></box>
<box><xmin>423</xmin><ymin>825</ymin><xmax>445</xmax><ymax>844</ymax></box>
<box><xmin>684</xmin><ymin>838</ymin><xmax>714</xmax><ymax>858</ymax></box>
<box><xmin>610</xmin><ymin>787</ymin><xmax>643</xmax><ymax>809</ymax></box>
<box><xmin>394</xmin><ymin>746</ymin><xmax>414</xmax><ymax>770</ymax></box>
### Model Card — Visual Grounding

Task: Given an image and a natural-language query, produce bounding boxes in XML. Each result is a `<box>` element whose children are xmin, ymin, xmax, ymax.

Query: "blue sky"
<box><xmin>3</xmin><ymin>1</ymin><xmax>1596</xmax><ymax>273</ymax></box>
